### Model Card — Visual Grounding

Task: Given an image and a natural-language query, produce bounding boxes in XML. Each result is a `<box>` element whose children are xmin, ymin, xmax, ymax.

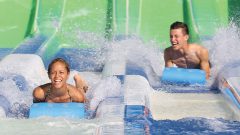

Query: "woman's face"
<box><xmin>49</xmin><ymin>61</ymin><xmax>69</xmax><ymax>89</ymax></box>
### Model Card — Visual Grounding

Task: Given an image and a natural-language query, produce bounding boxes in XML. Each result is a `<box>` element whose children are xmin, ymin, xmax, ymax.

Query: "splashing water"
<box><xmin>203</xmin><ymin>22</ymin><xmax>240</xmax><ymax>88</ymax></box>
<box><xmin>106</xmin><ymin>38</ymin><xmax>165</xmax><ymax>87</ymax></box>
<box><xmin>0</xmin><ymin>78</ymin><xmax>32</xmax><ymax>118</ymax></box>
<box><xmin>88</xmin><ymin>76</ymin><xmax>122</xmax><ymax>112</ymax></box>
<box><xmin>2</xmin><ymin>23</ymin><xmax>240</xmax><ymax>118</ymax></box>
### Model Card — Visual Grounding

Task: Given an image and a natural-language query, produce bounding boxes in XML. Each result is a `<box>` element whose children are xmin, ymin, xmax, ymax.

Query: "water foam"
<box><xmin>203</xmin><ymin>22</ymin><xmax>240</xmax><ymax>88</ymax></box>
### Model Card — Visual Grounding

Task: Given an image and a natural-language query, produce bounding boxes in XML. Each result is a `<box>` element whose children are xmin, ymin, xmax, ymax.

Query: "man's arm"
<box><xmin>199</xmin><ymin>48</ymin><xmax>210</xmax><ymax>79</ymax></box>
<box><xmin>164</xmin><ymin>49</ymin><xmax>173</xmax><ymax>67</ymax></box>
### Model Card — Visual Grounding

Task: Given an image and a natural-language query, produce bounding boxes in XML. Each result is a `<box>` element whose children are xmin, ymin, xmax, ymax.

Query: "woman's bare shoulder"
<box><xmin>33</xmin><ymin>83</ymin><xmax>51</xmax><ymax>101</ymax></box>
<box><xmin>36</xmin><ymin>83</ymin><xmax>51</xmax><ymax>90</ymax></box>
<box><xmin>67</xmin><ymin>84</ymin><xmax>78</xmax><ymax>92</ymax></box>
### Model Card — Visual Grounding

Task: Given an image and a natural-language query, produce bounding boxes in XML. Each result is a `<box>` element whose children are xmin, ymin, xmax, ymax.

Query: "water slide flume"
<box><xmin>0</xmin><ymin>47</ymin><xmax>239</xmax><ymax>121</ymax></box>
<box><xmin>0</xmin><ymin>54</ymin><xmax>97</xmax><ymax>118</ymax></box>
<box><xmin>149</xmin><ymin>68</ymin><xmax>240</xmax><ymax>120</ymax></box>
<box><xmin>1</xmin><ymin>0</ymin><xmax>240</xmax><ymax>134</ymax></box>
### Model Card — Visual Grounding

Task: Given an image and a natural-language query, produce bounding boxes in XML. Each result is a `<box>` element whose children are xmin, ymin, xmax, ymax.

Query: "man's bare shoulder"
<box><xmin>189</xmin><ymin>43</ymin><xmax>201</xmax><ymax>47</ymax></box>
<box><xmin>164</xmin><ymin>46</ymin><xmax>173</xmax><ymax>53</ymax></box>
<box><xmin>189</xmin><ymin>43</ymin><xmax>207</xmax><ymax>51</ymax></box>
<box><xmin>189</xmin><ymin>43</ymin><xmax>209</xmax><ymax>58</ymax></box>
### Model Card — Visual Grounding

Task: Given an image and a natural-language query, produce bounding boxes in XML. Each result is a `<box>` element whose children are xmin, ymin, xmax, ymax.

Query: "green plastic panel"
<box><xmin>37</xmin><ymin>0</ymin><xmax>65</xmax><ymax>36</ymax></box>
<box><xmin>0</xmin><ymin>0</ymin><xmax>35</xmax><ymax>48</ymax></box>
<box><xmin>140</xmin><ymin>0</ymin><xmax>183</xmax><ymax>48</ymax></box>
<box><xmin>113</xmin><ymin>0</ymin><xmax>183</xmax><ymax>48</ymax></box>
<box><xmin>183</xmin><ymin>0</ymin><xmax>228</xmax><ymax>43</ymax></box>
<box><xmin>0</xmin><ymin>0</ymin><xmax>239</xmax><ymax>51</ymax></box>
<box><xmin>38</xmin><ymin>0</ymin><xmax>108</xmax><ymax>61</ymax></box>
<box><xmin>113</xmin><ymin>0</ymin><xmax>229</xmax><ymax>48</ymax></box>
<box><xmin>58</xmin><ymin>0</ymin><xmax>108</xmax><ymax>48</ymax></box>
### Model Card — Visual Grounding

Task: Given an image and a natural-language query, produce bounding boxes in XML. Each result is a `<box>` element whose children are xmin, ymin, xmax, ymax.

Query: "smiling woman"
<box><xmin>32</xmin><ymin>58</ymin><xmax>88</xmax><ymax>103</ymax></box>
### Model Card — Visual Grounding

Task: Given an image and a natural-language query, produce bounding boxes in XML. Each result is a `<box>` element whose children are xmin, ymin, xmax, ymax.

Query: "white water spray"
<box><xmin>203</xmin><ymin>22</ymin><xmax>240</xmax><ymax>88</ymax></box>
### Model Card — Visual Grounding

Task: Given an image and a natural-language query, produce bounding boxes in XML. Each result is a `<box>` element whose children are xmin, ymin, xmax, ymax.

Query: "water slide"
<box><xmin>0</xmin><ymin>0</ymin><xmax>234</xmax><ymax>71</ymax></box>
<box><xmin>0</xmin><ymin>0</ymin><xmax>236</xmax><ymax>59</ymax></box>
<box><xmin>113</xmin><ymin>0</ymin><xmax>229</xmax><ymax>44</ymax></box>
<box><xmin>0</xmin><ymin>0</ymin><xmax>240</xmax><ymax>134</ymax></box>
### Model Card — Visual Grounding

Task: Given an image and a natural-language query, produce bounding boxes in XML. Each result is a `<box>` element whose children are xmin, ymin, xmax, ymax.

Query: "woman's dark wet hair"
<box><xmin>170</xmin><ymin>21</ymin><xmax>189</xmax><ymax>35</ymax></box>
<box><xmin>48</xmin><ymin>58</ymin><xmax>70</xmax><ymax>75</ymax></box>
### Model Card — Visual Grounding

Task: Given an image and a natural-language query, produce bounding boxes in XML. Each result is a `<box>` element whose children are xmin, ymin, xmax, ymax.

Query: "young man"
<box><xmin>164</xmin><ymin>21</ymin><xmax>210</xmax><ymax>79</ymax></box>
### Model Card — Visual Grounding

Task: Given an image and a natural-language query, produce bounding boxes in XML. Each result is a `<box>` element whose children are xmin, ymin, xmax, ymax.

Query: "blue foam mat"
<box><xmin>29</xmin><ymin>103</ymin><xmax>85</xmax><ymax>119</ymax></box>
<box><xmin>161</xmin><ymin>67</ymin><xmax>206</xmax><ymax>85</ymax></box>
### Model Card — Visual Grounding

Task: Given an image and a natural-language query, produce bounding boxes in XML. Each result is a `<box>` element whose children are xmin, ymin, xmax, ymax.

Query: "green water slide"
<box><xmin>0</xmin><ymin>0</ymin><xmax>109</xmax><ymax>61</ymax></box>
<box><xmin>0</xmin><ymin>0</ymin><xmax>36</xmax><ymax>48</ymax></box>
<box><xmin>36</xmin><ymin>0</ymin><xmax>108</xmax><ymax>61</ymax></box>
<box><xmin>0</xmin><ymin>0</ymin><xmax>239</xmax><ymax>57</ymax></box>
<box><xmin>113</xmin><ymin>0</ymin><xmax>229</xmax><ymax>48</ymax></box>
<box><xmin>113</xmin><ymin>0</ymin><xmax>183</xmax><ymax>49</ymax></box>
<box><xmin>183</xmin><ymin>0</ymin><xmax>228</xmax><ymax>43</ymax></box>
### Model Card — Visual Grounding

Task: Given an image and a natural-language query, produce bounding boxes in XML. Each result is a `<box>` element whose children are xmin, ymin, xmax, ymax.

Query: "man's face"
<box><xmin>170</xmin><ymin>28</ymin><xmax>189</xmax><ymax>50</ymax></box>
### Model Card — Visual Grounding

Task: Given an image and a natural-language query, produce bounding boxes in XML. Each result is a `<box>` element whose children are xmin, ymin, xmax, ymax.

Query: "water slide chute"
<box><xmin>0</xmin><ymin>0</ymin><xmax>240</xmax><ymax>122</ymax></box>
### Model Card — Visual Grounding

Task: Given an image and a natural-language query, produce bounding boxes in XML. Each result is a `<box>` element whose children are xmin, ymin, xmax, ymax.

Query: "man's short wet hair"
<box><xmin>170</xmin><ymin>21</ymin><xmax>189</xmax><ymax>35</ymax></box>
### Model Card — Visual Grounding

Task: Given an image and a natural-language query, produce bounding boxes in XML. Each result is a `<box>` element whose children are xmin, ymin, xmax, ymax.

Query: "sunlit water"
<box><xmin>0</xmin><ymin>24</ymin><xmax>240</xmax><ymax>134</ymax></box>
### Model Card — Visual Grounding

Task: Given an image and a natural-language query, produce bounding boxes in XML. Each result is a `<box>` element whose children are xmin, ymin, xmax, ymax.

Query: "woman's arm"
<box><xmin>33</xmin><ymin>87</ymin><xmax>46</xmax><ymax>102</ymax></box>
<box><xmin>68</xmin><ymin>85</ymin><xmax>85</xmax><ymax>103</ymax></box>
